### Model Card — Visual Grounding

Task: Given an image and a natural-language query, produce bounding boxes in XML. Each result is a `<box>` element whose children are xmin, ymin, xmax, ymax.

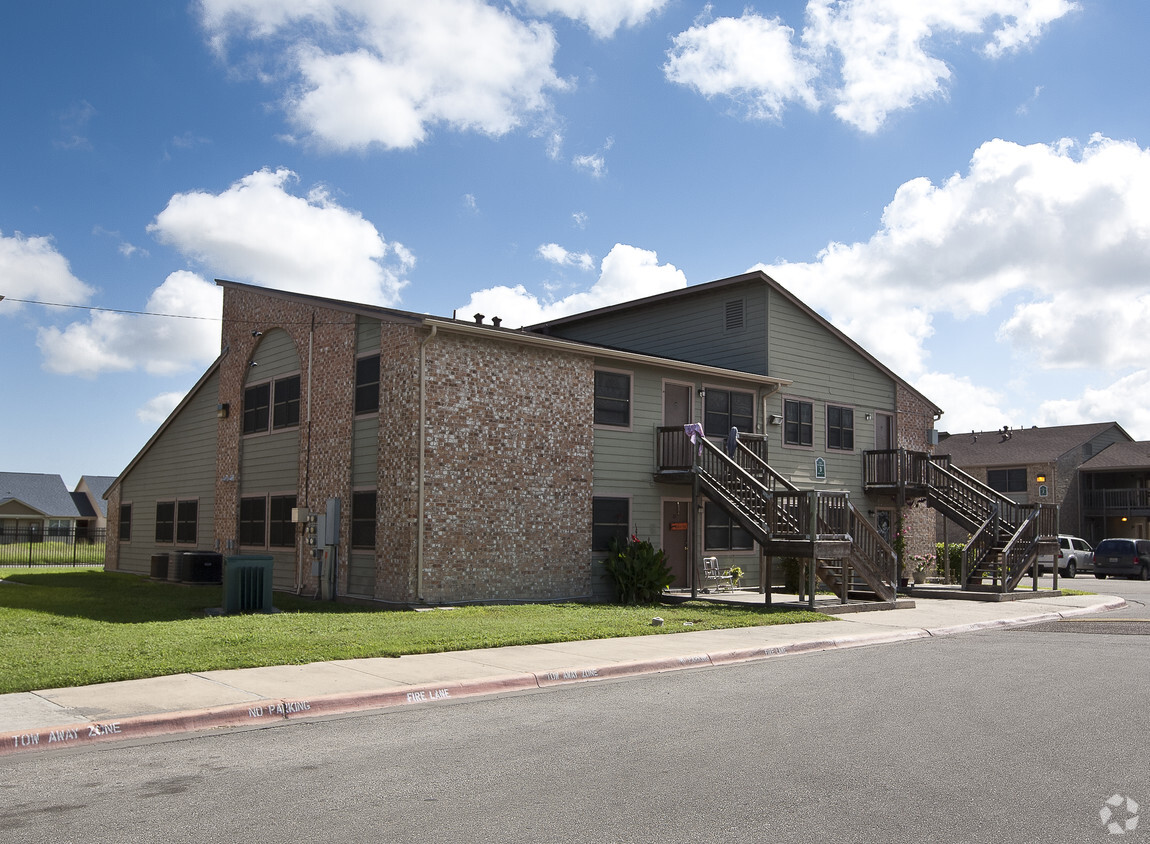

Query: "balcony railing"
<box><xmin>1083</xmin><ymin>488</ymin><xmax>1150</xmax><ymax>512</ymax></box>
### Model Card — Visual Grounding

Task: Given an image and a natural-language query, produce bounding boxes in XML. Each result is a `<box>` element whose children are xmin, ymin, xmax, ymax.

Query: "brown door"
<box><xmin>874</xmin><ymin>413</ymin><xmax>895</xmax><ymax>484</ymax></box>
<box><xmin>662</xmin><ymin>500</ymin><xmax>690</xmax><ymax>589</ymax></box>
<box><xmin>662</xmin><ymin>382</ymin><xmax>694</xmax><ymax>470</ymax></box>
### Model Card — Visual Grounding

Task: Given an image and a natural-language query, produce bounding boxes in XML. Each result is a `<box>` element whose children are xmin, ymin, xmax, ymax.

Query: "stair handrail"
<box><xmin>929</xmin><ymin>456</ymin><xmax>1028</xmax><ymax>530</ymax></box>
<box><xmin>693</xmin><ymin>434</ymin><xmax>781</xmax><ymax>542</ymax></box>
<box><xmin>734</xmin><ymin>440</ymin><xmax>801</xmax><ymax>493</ymax></box>
<box><xmin>962</xmin><ymin>504</ymin><xmax>1000</xmax><ymax>586</ymax></box>
<box><xmin>1002</xmin><ymin>509</ymin><xmax>1043</xmax><ymax>592</ymax></box>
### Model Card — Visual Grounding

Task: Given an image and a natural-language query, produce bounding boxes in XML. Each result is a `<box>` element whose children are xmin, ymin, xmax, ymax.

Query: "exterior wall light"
<box><xmin>217</xmin><ymin>403</ymin><xmax>229</xmax><ymax>419</ymax></box>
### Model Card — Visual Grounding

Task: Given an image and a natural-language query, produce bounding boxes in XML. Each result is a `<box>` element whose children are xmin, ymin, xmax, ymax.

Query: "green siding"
<box><xmin>117</xmin><ymin>370</ymin><xmax>219</xmax><ymax>575</ymax></box>
<box><xmin>765</xmin><ymin>289</ymin><xmax>894</xmax><ymax>498</ymax></box>
<box><xmin>241</xmin><ymin>328</ymin><xmax>301</xmax><ymax>590</ymax></box>
<box><xmin>347</xmin><ymin>551</ymin><xmax>375</xmax><ymax>597</ymax></box>
<box><xmin>356</xmin><ymin>317</ymin><xmax>381</xmax><ymax>354</ymax></box>
<box><xmin>352</xmin><ymin>417</ymin><xmax>378</xmax><ymax>487</ymax></box>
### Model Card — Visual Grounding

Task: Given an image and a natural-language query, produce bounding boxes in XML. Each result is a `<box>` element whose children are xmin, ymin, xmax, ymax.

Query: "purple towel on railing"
<box><xmin>684</xmin><ymin>423</ymin><xmax>705</xmax><ymax>456</ymax></box>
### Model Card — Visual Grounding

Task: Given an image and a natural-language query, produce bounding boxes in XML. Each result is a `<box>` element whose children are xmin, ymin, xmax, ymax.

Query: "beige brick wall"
<box><xmin>418</xmin><ymin>332</ymin><xmax>594</xmax><ymax>602</ymax></box>
<box><xmin>896</xmin><ymin>384</ymin><xmax>939</xmax><ymax>563</ymax></box>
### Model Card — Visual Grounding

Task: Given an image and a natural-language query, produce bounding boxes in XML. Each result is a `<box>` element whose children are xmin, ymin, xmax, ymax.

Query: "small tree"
<box><xmin>604</xmin><ymin>535</ymin><xmax>673</xmax><ymax>604</ymax></box>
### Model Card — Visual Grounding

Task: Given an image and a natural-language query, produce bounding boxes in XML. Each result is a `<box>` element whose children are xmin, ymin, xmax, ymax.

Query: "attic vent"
<box><xmin>725</xmin><ymin>299</ymin><xmax>745</xmax><ymax>332</ymax></box>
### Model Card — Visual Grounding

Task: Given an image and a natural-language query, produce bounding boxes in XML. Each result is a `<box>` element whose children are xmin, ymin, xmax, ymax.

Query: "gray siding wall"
<box><xmin>116</xmin><ymin>370</ymin><xmax>219</xmax><ymax>575</ymax></box>
<box><xmin>548</xmin><ymin>280</ymin><xmax>768</xmax><ymax>375</ymax></box>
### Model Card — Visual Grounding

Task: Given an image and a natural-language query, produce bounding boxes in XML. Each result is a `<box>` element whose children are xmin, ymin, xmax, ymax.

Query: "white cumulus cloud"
<box><xmin>665</xmin><ymin>0</ymin><xmax>1078</xmax><ymax>132</ymax></box>
<box><xmin>515</xmin><ymin>0</ymin><xmax>669</xmax><ymax>38</ymax></box>
<box><xmin>36</xmin><ymin>271</ymin><xmax>222</xmax><ymax>377</ymax></box>
<box><xmin>148</xmin><ymin>167</ymin><xmax>412</xmax><ymax>305</ymax></box>
<box><xmin>0</xmin><ymin>231</ymin><xmax>94</xmax><ymax>310</ymax></box>
<box><xmin>198</xmin><ymin>0</ymin><xmax>565</xmax><ymax>150</ymax></box>
<box><xmin>137</xmin><ymin>391</ymin><xmax>191</xmax><ymax>425</ymax></box>
<box><xmin>459</xmin><ymin>243</ymin><xmax>686</xmax><ymax>327</ymax></box>
<box><xmin>538</xmin><ymin>242</ymin><xmax>595</xmax><ymax>271</ymax></box>
<box><xmin>756</xmin><ymin>132</ymin><xmax>1150</xmax><ymax>432</ymax></box>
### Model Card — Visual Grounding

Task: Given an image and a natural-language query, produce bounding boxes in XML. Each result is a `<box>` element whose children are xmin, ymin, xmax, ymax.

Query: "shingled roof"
<box><xmin>936</xmin><ymin>422</ymin><xmax>1129</xmax><ymax>467</ymax></box>
<box><xmin>0</xmin><ymin>472</ymin><xmax>82</xmax><ymax>518</ymax></box>
<box><xmin>1080</xmin><ymin>441</ymin><xmax>1150</xmax><ymax>472</ymax></box>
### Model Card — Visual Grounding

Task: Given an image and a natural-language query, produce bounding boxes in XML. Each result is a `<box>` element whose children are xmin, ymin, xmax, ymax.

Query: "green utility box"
<box><xmin>222</xmin><ymin>555</ymin><xmax>277</xmax><ymax>614</ymax></box>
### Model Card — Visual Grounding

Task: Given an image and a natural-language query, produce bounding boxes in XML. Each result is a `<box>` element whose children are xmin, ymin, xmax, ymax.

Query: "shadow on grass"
<box><xmin>0</xmin><ymin>570</ymin><xmax>389</xmax><ymax>624</ymax></box>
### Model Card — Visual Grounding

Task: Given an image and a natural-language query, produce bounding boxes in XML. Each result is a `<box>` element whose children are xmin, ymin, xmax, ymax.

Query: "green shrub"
<box><xmin>604</xmin><ymin>535</ymin><xmax>673</xmax><ymax>604</ymax></box>
<box><xmin>935</xmin><ymin>542</ymin><xmax>964</xmax><ymax>580</ymax></box>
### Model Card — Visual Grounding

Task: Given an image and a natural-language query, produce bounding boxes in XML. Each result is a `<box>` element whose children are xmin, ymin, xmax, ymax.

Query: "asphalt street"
<box><xmin>2</xmin><ymin>576</ymin><xmax>1146</xmax><ymax>843</ymax></box>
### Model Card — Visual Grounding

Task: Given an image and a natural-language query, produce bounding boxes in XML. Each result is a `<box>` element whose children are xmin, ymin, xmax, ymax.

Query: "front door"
<box><xmin>662</xmin><ymin>381</ymin><xmax>694</xmax><ymax>470</ymax></box>
<box><xmin>662</xmin><ymin>500</ymin><xmax>691</xmax><ymax>589</ymax></box>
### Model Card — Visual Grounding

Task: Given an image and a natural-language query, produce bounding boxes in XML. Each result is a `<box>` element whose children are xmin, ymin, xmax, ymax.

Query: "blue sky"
<box><xmin>3</xmin><ymin>0</ymin><xmax>1149</xmax><ymax>487</ymax></box>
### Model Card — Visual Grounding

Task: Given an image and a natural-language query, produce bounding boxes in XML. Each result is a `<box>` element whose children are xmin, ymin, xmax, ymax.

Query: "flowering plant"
<box><xmin>724</xmin><ymin>566</ymin><xmax>744</xmax><ymax>588</ymax></box>
<box><xmin>910</xmin><ymin>553</ymin><xmax>936</xmax><ymax>573</ymax></box>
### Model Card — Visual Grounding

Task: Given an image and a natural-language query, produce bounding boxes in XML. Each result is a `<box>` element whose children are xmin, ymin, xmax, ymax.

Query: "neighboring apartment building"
<box><xmin>934</xmin><ymin>422</ymin><xmax>1132</xmax><ymax>542</ymax></box>
<box><xmin>105</xmin><ymin>272</ymin><xmax>943</xmax><ymax>603</ymax></box>
<box><xmin>1077</xmin><ymin>441</ymin><xmax>1150</xmax><ymax>541</ymax></box>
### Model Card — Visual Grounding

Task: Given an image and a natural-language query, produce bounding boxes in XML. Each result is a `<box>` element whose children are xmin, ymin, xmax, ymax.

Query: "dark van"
<box><xmin>1093</xmin><ymin>538</ymin><xmax>1150</xmax><ymax>580</ymax></box>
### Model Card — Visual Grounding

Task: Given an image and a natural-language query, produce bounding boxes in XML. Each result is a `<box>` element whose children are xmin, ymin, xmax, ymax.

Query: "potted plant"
<box><xmin>724</xmin><ymin>565</ymin><xmax>744</xmax><ymax>589</ymax></box>
<box><xmin>910</xmin><ymin>553</ymin><xmax>936</xmax><ymax>584</ymax></box>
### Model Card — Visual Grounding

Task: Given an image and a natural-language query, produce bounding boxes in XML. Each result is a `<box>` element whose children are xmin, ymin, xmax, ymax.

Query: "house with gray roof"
<box><xmin>0</xmin><ymin>472</ymin><xmax>84</xmax><ymax>541</ymax></box>
<box><xmin>935</xmin><ymin>422</ymin><xmax>1132</xmax><ymax>542</ymax></box>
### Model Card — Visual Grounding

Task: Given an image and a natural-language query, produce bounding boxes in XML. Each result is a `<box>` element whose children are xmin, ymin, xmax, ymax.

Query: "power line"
<box><xmin>0</xmin><ymin>296</ymin><xmax>222</xmax><ymax>321</ymax></box>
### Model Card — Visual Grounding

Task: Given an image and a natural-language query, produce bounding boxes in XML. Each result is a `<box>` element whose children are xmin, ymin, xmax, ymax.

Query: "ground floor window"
<box><xmin>155</xmin><ymin>502</ymin><xmax>175</xmax><ymax>543</ymax></box>
<box><xmin>704</xmin><ymin>502</ymin><xmax>753</xmax><ymax>551</ymax></box>
<box><xmin>119</xmin><ymin>504</ymin><xmax>132</xmax><ymax>542</ymax></box>
<box><xmin>239</xmin><ymin>497</ymin><xmax>266</xmax><ymax>547</ymax></box>
<box><xmin>176</xmin><ymin>501</ymin><xmax>198</xmax><ymax>544</ymax></box>
<box><xmin>592</xmin><ymin>497</ymin><xmax>630</xmax><ymax>551</ymax></box>
<box><xmin>268</xmin><ymin>495</ymin><xmax>296</xmax><ymax>547</ymax></box>
<box><xmin>351</xmin><ymin>491</ymin><xmax>377</xmax><ymax>549</ymax></box>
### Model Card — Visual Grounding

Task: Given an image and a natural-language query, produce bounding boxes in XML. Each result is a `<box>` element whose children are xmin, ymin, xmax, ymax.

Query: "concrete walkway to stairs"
<box><xmin>0</xmin><ymin>589</ymin><xmax>1124</xmax><ymax>757</ymax></box>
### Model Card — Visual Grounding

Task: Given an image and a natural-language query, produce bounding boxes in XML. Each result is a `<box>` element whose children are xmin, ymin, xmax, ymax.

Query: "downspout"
<box><xmin>417</xmin><ymin>324</ymin><xmax>438</xmax><ymax>602</ymax></box>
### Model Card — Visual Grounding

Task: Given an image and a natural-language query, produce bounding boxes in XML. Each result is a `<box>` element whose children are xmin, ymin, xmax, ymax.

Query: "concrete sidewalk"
<box><xmin>0</xmin><ymin>591</ymin><xmax>1124</xmax><ymax>757</ymax></box>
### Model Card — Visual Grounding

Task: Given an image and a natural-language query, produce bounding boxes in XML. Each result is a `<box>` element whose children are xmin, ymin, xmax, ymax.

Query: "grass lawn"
<box><xmin>0</xmin><ymin>569</ymin><xmax>832</xmax><ymax>694</ymax></box>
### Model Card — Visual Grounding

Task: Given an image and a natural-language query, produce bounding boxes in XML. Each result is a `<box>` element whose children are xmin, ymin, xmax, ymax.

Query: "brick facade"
<box><xmin>209</xmin><ymin>287</ymin><xmax>594</xmax><ymax>604</ymax></box>
<box><xmin>896</xmin><ymin>383</ymin><xmax>939</xmax><ymax>566</ymax></box>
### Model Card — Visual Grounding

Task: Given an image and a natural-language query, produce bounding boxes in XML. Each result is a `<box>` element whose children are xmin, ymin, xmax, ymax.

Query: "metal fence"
<box><xmin>0</xmin><ymin>526</ymin><xmax>107</xmax><ymax>566</ymax></box>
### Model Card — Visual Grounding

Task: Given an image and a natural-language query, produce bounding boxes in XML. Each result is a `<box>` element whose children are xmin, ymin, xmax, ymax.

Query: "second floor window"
<box><xmin>704</xmin><ymin>389</ymin><xmax>754</xmax><ymax>436</ymax></box>
<box><xmin>244</xmin><ymin>376</ymin><xmax>301</xmax><ymax>434</ymax></box>
<box><xmin>987</xmin><ymin>468</ymin><xmax>1027</xmax><ymax>493</ymax></box>
<box><xmin>784</xmin><ymin>399</ymin><xmax>813</xmax><ymax>447</ymax></box>
<box><xmin>827</xmin><ymin>405</ymin><xmax>854</xmax><ymax>451</ymax></box>
<box><xmin>355</xmin><ymin>354</ymin><xmax>381</xmax><ymax>414</ymax></box>
<box><xmin>594</xmin><ymin>371</ymin><xmax>631</xmax><ymax>427</ymax></box>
